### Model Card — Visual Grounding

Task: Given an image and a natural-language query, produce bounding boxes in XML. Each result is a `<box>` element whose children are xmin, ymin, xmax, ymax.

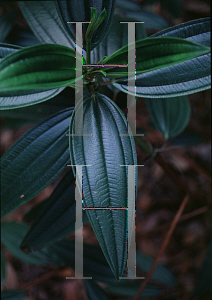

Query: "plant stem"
<box><xmin>134</xmin><ymin>136</ymin><xmax>154</xmax><ymax>156</ymax></box>
<box><xmin>133</xmin><ymin>194</ymin><xmax>189</xmax><ymax>300</ymax></box>
<box><xmin>86</xmin><ymin>40</ymin><xmax>91</xmax><ymax>65</ymax></box>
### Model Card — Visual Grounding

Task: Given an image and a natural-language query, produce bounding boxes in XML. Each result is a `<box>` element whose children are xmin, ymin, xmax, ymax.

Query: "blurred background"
<box><xmin>0</xmin><ymin>1</ymin><xmax>211</xmax><ymax>299</ymax></box>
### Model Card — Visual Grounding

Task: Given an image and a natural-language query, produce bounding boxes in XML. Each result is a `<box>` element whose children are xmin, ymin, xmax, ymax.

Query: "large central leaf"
<box><xmin>69</xmin><ymin>92</ymin><xmax>137</xmax><ymax>280</ymax></box>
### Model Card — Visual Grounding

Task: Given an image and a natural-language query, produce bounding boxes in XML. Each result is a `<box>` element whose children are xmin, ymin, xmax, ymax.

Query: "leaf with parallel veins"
<box><xmin>1</xmin><ymin>108</ymin><xmax>73</xmax><ymax>217</ymax></box>
<box><xmin>113</xmin><ymin>17</ymin><xmax>211</xmax><ymax>97</ymax></box>
<box><xmin>69</xmin><ymin>92</ymin><xmax>137</xmax><ymax>280</ymax></box>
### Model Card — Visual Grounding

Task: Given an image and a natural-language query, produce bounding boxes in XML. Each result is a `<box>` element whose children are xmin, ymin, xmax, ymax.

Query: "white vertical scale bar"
<box><xmin>66</xmin><ymin>21</ymin><xmax>90</xmax><ymax>137</ymax></box>
<box><xmin>127</xmin><ymin>164</ymin><xmax>136</xmax><ymax>278</ymax></box>
<box><xmin>66</xmin><ymin>165</ymin><xmax>92</xmax><ymax>279</ymax></box>
<box><xmin>128</xmin><ymin>22</ymin><xmax>136</xmax><ymax>136</ymax></box>
<box><xmin>119</xmin><ymin>22</ymin><xmax>144</xmax><ymax>137</ymax></box>
<box><xmin>119</xmin><ymin>164</ymin><xmax>145</xmax><ymax>280</ymax></box>
<box><xmin>75</xmin><ymin>22</ymin><xmax>83</xmax><ymax>137</ymax></box>
<box><xmin>75</xmin><ymin>164</ymin><xmax>83</xmax><ymax>277</ymax></box>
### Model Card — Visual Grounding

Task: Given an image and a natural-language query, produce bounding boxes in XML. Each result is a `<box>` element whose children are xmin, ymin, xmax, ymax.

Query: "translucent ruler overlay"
<box><xmin>66</xmin><ymin>21</ymin><xmax>91</xmax><ymax>137</ymax></box>
<box><xmin>120</xmin><ymin>21</ymin><xmax>144</xmax><ymax>137</ymax></box>
<box><xmin>66</xmin><ymin>20</ymin><xmax>145</xmax><ymax>280</ymax></box>
<box><xmin>66</xmin><ymin>164</ymin><xmax>145</xmax><ymax>279</ymax></box>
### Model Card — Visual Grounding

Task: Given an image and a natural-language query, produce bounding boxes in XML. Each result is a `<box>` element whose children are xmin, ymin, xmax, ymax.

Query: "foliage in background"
<box><xmin>0</xmin><ymin>0</ymin><xmax>211</xmax><ymax>299</ymax></box>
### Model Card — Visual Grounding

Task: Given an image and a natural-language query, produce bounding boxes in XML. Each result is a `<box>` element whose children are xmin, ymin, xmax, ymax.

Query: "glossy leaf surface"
<box><xmin>114</xmin><ymin>18</ymin><xmax>211</xmax><ymax>97</ymax></box>
<box><xmin>50</xmin><ymin>239</ymin><xmax>127</xmax><ymax>283</ymax></box>
<box><xmin>0</xmin><ymin>44</ymin><xmax>82</xmax><ymax>92</ymax></box>
<box><xmin>101</xmin><ymin>37</ymin><xmax>210</xmax><ymax>78</ymax></box>
<box><xmin>69</xmin><ymin>92</ymin><xmax>137</xmax><ymax>280</ymax></box>
<box><xmin>55</xmin><ymin>0</ymin><xmax>116</xmax><ymax>50</ymax></box>
<box><xmin>18</xmin><ymin>1</ymin><xmax>74</xmax><ymax>48</ymax></box>
<box><xmin>0</xmin><ymin>43</ymin><xmax>21</xmax><ymax>60</ymax></box>
<box><xmin>21</xmin><ymin>170</ymin><xmax>89</xmax><ymax>251</ymax></box>
<box><xmin>1</xmin><ymin>290</ymin><xmax>26</xmax><ymax>300</ymax></box>
<box><xmin>0</xmin><ymin>43</ymin><xmax>73</xmax><ymax>109</ymax></box>
<box><xmin>0</xmin><ymin>87</ymin><xmax>65</xmax><ymax>110</ymax></box>
<box><xmin>91</xmin><ymin>14</ymin><xmax>146</xmax><ymax>64</ymax></box>
<box><xmin>1</xmin><ymin>222</ymin><xmax>53</xmax><ymax>265</ymax></box>
<box><xmin>0</xmin><ymin>87</ymin><xmax>75</xmax><ymax>125</ymax></box>
<box><xmin>115</xmin><ymin>0</ymin><xmax>169</xmax><ymax>30</ymax></box>
<box><xmin>1</xmin><ymin>108</ymin><xmax>73</xmax><ymax>217</ymax></box>
<box><xmin>145</xmin><ymin>96</ymin><xmax>191</xmax><ymax>139</ymax></box>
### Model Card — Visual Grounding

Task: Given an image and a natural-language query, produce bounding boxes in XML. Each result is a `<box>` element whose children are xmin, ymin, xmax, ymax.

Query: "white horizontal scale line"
<box><xmin>120</xmin><ymin>165</ymin><xmax>144</xmax><ymax>166</ymax></box>
<box><xmin>83</xmin><ymin>64</ymin><xmax>128</xmax><ymax>67</ymax></box>
<box><xmin>67</xmin><ymin>21</ymin><xmax>91</xmax><ymax>23</ymax></box>
<box><xmin>119</xmin><ymin>21</ymin><xmax>144</xmax><ymax>23</ymax></box>
<box><xmin>82</xmin><ymin>207</ymin><xmax>129</xmax><ymax>210</ymax></box>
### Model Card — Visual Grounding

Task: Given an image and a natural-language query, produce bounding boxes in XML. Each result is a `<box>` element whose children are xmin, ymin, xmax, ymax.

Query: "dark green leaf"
<box><xmin>1</xmin><ymin>290</ymin><xmax>26</xmax><ymax>300</ymax></box>
<box><xmin>18</xmin><ymin>1</ymin><xmax>74</xmax><ymax>48</ymax></box>
<box><xmin>115</xmin><ymin>0</ymin><xmax>169</xmax><ymax>30</ymax></box>
<box><xmin>1</xmin><ymin>250</ymin><xmax>6</xmax><ymax>286</ymax></box>
<box><xmin>106</xmin><ymin>281</ymin><xmax>162</xmax><ymax>298</ymax></box>
<box><xmin>23</xmin><ymin>199</ymin><xmax>49</xmax><ymax>223</ymax></box>
<box><xmin>0</xmin><ymin>87</ymin><xmax>75</xmax><ymax>125</ymax></box>
<box><xmin>114</xmin><ymin>18</ymin><xmax>211</xmax><ymax>97</ymax></box>
<box><xmin>193</xmin><ymin>240</ymin><xmax>212</xmax><ymax>299</ymax></box>
<box><xmin>69</xmin><ymin>93</ymin><xmax>137</xmax><ymax>280</ymax></box>
<box><xmin>1</xmin><ymin>108</ymin><xmax>73</xmax><ymax>217</ymax></box>
<box><xmin>137</xmin><ymin>252</ymin><xmax>176</xmax><ymax>287</ymax></box>
<box><xmin>151</xmin><ymin>17</ymin><xmax>210</xmax><ymax>47</ymax></box>
<box><xmin>1</xmin><ymin>222</ymin><xmax>53</xmax><ymax>265</ymax></box>
<box><xmin>101</xmin><ymin>37</ymin><xmax>210</xmax><ymax>78</ymax></box>
<box><xmin>0</xmin><ymin>43</ymin><xmax>82</xmax><ymax>92</ymax></box>
<box><xmin>50</xmin><ymin>239</ymin><xmax>127</xmax><ymax>283</ymax></box>
<box><xmin>0</xmin><ymin>44</ymin><xmax>74</xmax><ymax>109</ymax></box>
<box><xmin>21</xmin><ymin>170</ymin><xmax>89</xmax><ymax>251</ymax></box>
<box><xmin>86</xmin><ymin>8</ymin><xmax>107</xmax><ymax>42</ymax></box>
<box><xmin>0</xmin><ymin>87</ymin><xmax>65</xmax><ymax>110</ymax></box>
<box><xmin>0</xmin><ymin>10</ymin><xmax>17</xmax><ymax>42</ymax></box>
<box><xmin>145</xmin><ymin>96</ymin><xmax>191</xmax><ymax>139</ymax></box>
<box><xmin>91</xmin><ymin>14</ymin><xmax>146</xmax><ymax>64</ymax></box>
<box><xmin>55</xmin><ymin>0</ymin><xmax>116</xmax><ymax>50</ymax></box>
<box><xmin>0</xmin><ymin>43</ymin><xmax>21</xmax><ymax>60</ymax></box>
<box><xmin>84</xmin><ymin>280</ymin><xmax>110</xmax><ymax>300</ymax></box>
